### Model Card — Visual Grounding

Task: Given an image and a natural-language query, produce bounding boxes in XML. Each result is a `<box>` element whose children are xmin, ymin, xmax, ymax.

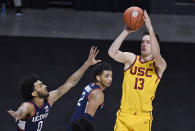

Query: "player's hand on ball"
<box><xmin>124</xmin><ymin>26</ymin><xmax>139</xmax><ymax>33</ymax></box>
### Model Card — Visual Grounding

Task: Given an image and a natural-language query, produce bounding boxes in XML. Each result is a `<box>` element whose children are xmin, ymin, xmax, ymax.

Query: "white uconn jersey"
<box><xmin>16</xmin><ymin>100</ymin><xmax>50</xmax><ymax>131</ymax></box>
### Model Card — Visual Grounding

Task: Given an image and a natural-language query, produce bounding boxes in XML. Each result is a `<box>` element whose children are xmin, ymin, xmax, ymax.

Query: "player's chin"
<box><xmin>141</xmin><ymin>50</ymin><xmax>147</xmax><ymax>55</ymax></box>
<box><xmin>107</xmin><ymin>83</ymin><xmax>112</xmax><ymax>87</ymax></box>
<box><xmin>142</xmin><ymin>52</ymin><xmax>150</xmax><ymax>56</ymax></box>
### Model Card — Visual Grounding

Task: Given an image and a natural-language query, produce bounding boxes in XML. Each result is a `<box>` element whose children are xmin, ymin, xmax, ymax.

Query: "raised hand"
<box><xmin>143</xmin><ymin>10</ymin><xmax>152</xmax><ymax>30</ymax></box>
<box><xmin>7</xmin><ymin>109</ymin><xmax>19</xmax><ymax>122</ymax></box>
<box><xmin>86</xmin><ymin>46</ymin><xmax>101</xmax><ymax>66</ymax></box>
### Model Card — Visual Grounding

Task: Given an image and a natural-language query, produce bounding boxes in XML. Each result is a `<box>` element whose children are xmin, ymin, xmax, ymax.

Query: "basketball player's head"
<box><xmin>141</xmin><ymin>31</ymin><xmax>160</xmax><ymax>56</ymax></box>
<box><xmin>92</xmin><ymin>62</ymin><xmax>112</xmax><ymax>88</ymax></box>
<box><xmin>71</xmin><ymin>118</ymin><xmax>96</xmax><ymax>131</ymax></box>
<box><xmin>19</xmin><ymin>74</ymin><xmax>49</xmax><ymax>100</ymax></box>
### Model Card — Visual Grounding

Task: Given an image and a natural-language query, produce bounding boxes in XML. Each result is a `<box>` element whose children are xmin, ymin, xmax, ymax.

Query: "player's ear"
<box><xmin>96</xmin><ymin>75</ymin><xmax>100</xmax><ymax>82</ymax></box>
<box><xmin>31</xmin><ymin>91</ymin><xmax>37</xmax><ymax>97</ymax></box>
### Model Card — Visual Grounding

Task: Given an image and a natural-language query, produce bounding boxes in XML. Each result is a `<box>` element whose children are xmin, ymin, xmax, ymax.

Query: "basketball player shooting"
<box><xmin>7</xmin><ymin>46</ymin><xmax>101</xmax><ymax>131</ymax></box>
<box><xmin>108</xmin><ymin>10</ymin><xmax>167</xmax><ymax>131</ymax></box>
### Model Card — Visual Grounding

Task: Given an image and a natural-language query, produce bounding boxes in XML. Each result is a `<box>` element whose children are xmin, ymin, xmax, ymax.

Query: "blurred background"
<box><xmin>0</xmin><ymin>0</ymin><xmax>195</xmax><ymax>130</ymax></box>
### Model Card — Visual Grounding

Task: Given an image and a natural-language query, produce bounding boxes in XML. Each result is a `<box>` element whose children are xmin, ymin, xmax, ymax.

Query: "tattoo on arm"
<box><xmin>55</xmin><ymin>89</ymin><xmax>63</xmax><ymax>98</ymax></box>
<box><xmin>71</xmin><ymin>78</ymin><xmax>80</xmax><ymax>87</ymax></box>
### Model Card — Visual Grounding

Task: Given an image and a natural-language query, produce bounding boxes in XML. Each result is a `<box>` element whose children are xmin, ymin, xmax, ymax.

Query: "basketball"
<box><xmin>123</xmin><ymin>6</ymin><xmax>144</xmax><ymax>30</ymax></box>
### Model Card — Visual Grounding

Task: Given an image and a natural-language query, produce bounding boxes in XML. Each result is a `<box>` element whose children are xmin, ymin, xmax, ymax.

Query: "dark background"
<box><xmin>3</xmin><ymin>0</ymin><xmax>193</xmax><ymax>15</ymax></box>
<box><xmin>0</xmin><ymin>36</ymin><xmax>195</xmax><ymax>131</ymax></box>
<box><xmin>0</xmin><ymin>0</ymin><xmax>195</xmax><ymax>130</ymax></box>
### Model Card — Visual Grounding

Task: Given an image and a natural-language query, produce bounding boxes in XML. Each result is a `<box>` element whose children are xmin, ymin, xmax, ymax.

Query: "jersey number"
<box><xmin>134</xmin><ymin>78</ymin><xmax>144</xmax><ymax>90</ymax></box>
<box><xmin>37</xmin><ymin>121</ymin><xmax>43</xmax><ymax>131</ymax></box>
<box><xmin>77</xmin><ymin>92</ymin><xmax>86</xmax><ymax>106</ymax></box>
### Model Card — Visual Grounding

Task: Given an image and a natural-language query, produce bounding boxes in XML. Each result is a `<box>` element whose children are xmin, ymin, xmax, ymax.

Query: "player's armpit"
<box><xmin>154</xmin><ymin>56</ymin><xmax>167</xmax><ymax>77</ymax></box>
<box><xmin>48</xmin><ymin>89</ymin><xmax>63</xmax><ymax>106</ymax></box>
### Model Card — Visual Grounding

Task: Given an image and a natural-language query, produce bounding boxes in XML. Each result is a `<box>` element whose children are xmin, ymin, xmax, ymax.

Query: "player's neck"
<box><xmin>95</xmin><ymin>82</ymin><xmax>106</xmax><ymax>91</ymax></box>
<box><xmin>32</xmin><ymin>97</ymin><xmax>44</xmax><ymax>107</ymax></box>
<box><xmin>140</xmin><ymin>54</ymin><xmax>153</xmax><ymax>62</ymax></box>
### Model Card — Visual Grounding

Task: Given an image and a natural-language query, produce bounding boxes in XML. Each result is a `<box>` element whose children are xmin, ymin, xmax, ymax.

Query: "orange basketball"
<box><xmin>123</xmin><ymin>6</ymin><xmax>144</xmax><ymax>30</ymax></box>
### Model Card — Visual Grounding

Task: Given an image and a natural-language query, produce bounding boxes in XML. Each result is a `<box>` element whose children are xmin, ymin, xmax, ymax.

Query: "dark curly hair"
<box><xmin>142</xmin><ymin>31</ymin><xmax>160</xmax><ymax>44</ymax></box>
<box><xmin>92</xmin><ymin>62</ymin><xmax>112</xmax><ymax>82</ymax></box>
<box><xmin>71</xmin><ymin>118</ymin><xmax>96</xmax><ymax>131</ymax></box>
<box><xmin>19</xmin><ymin>74</ymin><xmax>38</xmax><ymax>100</ymax></box>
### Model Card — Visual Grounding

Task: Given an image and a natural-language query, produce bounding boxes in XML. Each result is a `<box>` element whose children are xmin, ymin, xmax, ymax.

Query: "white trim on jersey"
<box><xmin>85</xmin><ymin>85</ymin><xmax>92</xmax><ymax>93</ymax></box>
<box><xmin>84</xmin><ymin>102</ymin><xmax>89</xmax><ymax>113</ymax></box>
<box><xmin>18</xmin><ymin>120</ymin><xmax>26</xmax><ymax>130</ymax></box>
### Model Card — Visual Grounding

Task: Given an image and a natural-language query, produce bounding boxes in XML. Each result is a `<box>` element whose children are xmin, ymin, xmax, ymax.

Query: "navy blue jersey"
<box><xmin>70</xmin><ymin>83</ymin><xmax>104</xmax><ymax>122</ymax></box>
<box><xmin>16</xmin><ymin>100</ymin><xmax>50</xmax><ymax>131</ymax></box>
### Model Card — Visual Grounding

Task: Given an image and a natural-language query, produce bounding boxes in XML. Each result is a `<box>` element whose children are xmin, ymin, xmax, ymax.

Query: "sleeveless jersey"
<box><xmin>70</xmin><ymin>83</ymin><xmax>104</xmax><ymax>122</ymax></box>
<box><xmin>16</xmin><ymin>100</ymin><xmax>50</xmax><ymax>131</ymax></box>
<box><xmin>120</xmin><ymin>56</ymin><xmax>161</xmax><ymax>112</ymax></box>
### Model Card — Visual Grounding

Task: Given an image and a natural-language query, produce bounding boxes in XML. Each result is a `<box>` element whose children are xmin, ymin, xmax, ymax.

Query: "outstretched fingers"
<box><xmin>90</xmin><ymin>46</ymin><xmax>99</xmax><ymax>57</ymax></box>
<box><xmin>88</xmin><ymin>46</ymin><xmax>101</xmax><ymax>65</ymax></box>
<box><xmin>93</xmin><ymin>46</ymin><xmax>98</xmax><ymax>53</ymax></box>
<box><xmin>7</xmin><ymin>109</ymin><xmax>18</xmax><ymax>122</ymax></box>
<box><xmin>7</xmin><ymin>109</ymin><xmax>14</xmax><ymax>115</ymax></box>
<box><xmin>94</xmin><ymin>49</ymin><xmax>99</xmax><ymax>57</ymax></box>
<box><xmin>90</xmin><ymin>46</ymin><xmax>94</xmax><ymax>54</ymax></box>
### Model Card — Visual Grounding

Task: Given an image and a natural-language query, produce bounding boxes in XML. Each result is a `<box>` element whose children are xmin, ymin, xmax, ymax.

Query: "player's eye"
<box><xmin>105</xmin><ymin>75</ymin><xmax>109</xmax><ymax>78</ymax></box>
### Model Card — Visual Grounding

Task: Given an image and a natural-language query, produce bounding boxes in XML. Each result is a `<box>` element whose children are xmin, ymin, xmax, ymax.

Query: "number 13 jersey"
<box><xmin>121</xmin><ymin>56</ymin><xmax>161</xmax><ymax>112</ymax></box>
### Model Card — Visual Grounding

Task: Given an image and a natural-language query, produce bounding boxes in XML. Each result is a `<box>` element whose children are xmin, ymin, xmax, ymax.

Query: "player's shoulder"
<box><xmin>124</xmin><ymin>53</ymin><xmax>137</xmax><ymax>70</ymax></box>
<box><xmin>22</xmin><ymin>102</ymin><xmax>34</xmax><ymax>108</ymax></box>
<box><xmin>124</xmin><ymin>52</ymin><xmax>136</xmax><ymax>62</ymax></box>
<box><xmin>153</xmin><ymin>57</ymin><xmax>167</xmax><ymax>78</ymax></box>
<box><xmin>20</xmin><ymin>101</ymin><xmax>36</xmax><ymax>114</ymax></box>
<box><xmin>89</xmin><ymin>88</ymin><xmax>104</xmax><ymax>100</ymax></box>
<box><xmin>88</xmin><ymin>89</ymin><xmax>104</xmax><ymax>105</ymax></box>
<box><xmin>84</xmin><ymin>83</ymin><xmax>94</xmax><ymax>93</ymax></box>
<box><xmin>123</xmin><ymin>52</ymin><xmax>136</xmax><ymax>58</ymax></box>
